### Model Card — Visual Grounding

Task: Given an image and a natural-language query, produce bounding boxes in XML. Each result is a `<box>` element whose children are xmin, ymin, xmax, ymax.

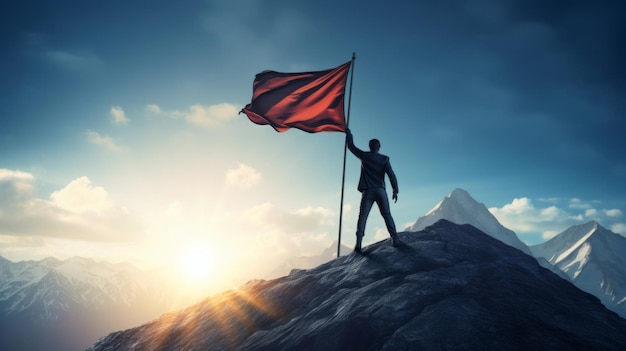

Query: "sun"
<box><xmin>179</xmin><ymin>246</ymin><xmax>216</xmax><ymax>282</ymax></box>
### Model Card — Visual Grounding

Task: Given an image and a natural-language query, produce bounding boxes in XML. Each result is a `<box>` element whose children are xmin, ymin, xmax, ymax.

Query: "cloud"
<box><xmin>569</xmin><ymin>198</ymin><xmax>593</xmax><ymax>209</ymax></box>
<box><xmin>238</xmin><ymin>202</ymin><xmax>336</xmax><ymax>257</ymax></box>
<box><xmin>146</xmin><ymin>103</ymin><xmax>239</xmax><ymax>128</ymax></box>
<box><xmin>186</xmin><ymin>104</ymin><xmax>238</xmax><ymax>127</ymax></box>
<box><xmin>490</xmin><ymin>196</ymin><xmax>626</xmax><ymax>240</ymax></box>
<box><xmin>612</xmin><ymin>223</ymin><xmax>626</xmax><ymax>236</ymax></box>
<box><xmin>293</xmin><ymin>206</ymin><xmax>335</xmax><ymax>228</ymax></box>
<box><xmin>490</xmin><ymin>197</ymin><xmax>579</xmax><ymax>239</ymax></box>
<box><xmin>110</xmin><ymin>106</ymin><xmax>129</xmax><ymax>125</ymax></box>
<box><xmin>225</xmin><ymin>164</ymin><xmax>261</xmax><ymax>189</ymax></box>
<box><xmin>604</xmin><ymin>209</ymin><xmax>623</xmax><ymax>218</ymax></box>
<box><xmin>0</xmin><ymin>170</ymin><xmax>143</xmax><ymax>242</ymax></box>
<box><xmin>86</xmin><ymin>130</ymin><xmax>126</xmax><ymax>152</ymax></box>
<box><xmin>145</xmin><ymin>104</ymin><xmax>161</xmax><ymax>114</ymax></box>
<box><xmin>50</xmin><ymin>177</ymin><xmax>114</xmax><ymax>215</ymax></box>
<box><xmin>0</xmin><ymin>169</ymin><xmax>35</xmax><ymax>205</ymax></box>
<box><xmin>243</xmin><ymin>203</ymin><xmax>335</xmax><ymax>234</ymax></box>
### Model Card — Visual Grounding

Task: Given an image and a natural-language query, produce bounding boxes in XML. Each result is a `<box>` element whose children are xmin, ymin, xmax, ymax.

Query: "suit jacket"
<box><xmin>347</xmin><ymin>134</ymin><xmax>399</xmax><ymax>194</ymax></box>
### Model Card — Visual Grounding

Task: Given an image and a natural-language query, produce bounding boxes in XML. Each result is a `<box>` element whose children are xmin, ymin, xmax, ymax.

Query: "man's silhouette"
<box><xmin>346</xmin><ymin>128</ymin><xmax>400</xmax><ymax>252</ymax></box>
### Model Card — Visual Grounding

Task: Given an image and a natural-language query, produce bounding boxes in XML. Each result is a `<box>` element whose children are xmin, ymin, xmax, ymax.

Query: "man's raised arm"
<box><xmin>345</xmin><ymin>128</ymin><xmax>363</xmax><ymax>158</ymax></box>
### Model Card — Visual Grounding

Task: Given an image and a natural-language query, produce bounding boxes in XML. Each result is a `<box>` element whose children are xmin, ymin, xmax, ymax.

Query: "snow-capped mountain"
<box><xmin>0</xmin><ymin>256</ymin><xmax>147</xmax><ymax>319</ymax></box>
<box><xmin>407</xmin><ymin>188</ymin><xmax>532</xmax><ymax>255</ymax></box>
<box><xmin>530</xmin><ymin>221</ymin><xmax>626</xmax><ymax>318</ymax></box>
<box><xmin>266</xmin><ymin>241</ymin><xmax>352</xmax><ymax>279</ymax></box>
<box><xmin>0</xmin><ymin>256</ymin><xmax>197</xmax><ymax>351</ymax></box>
<box><xmin>88</xmin><ymin>220</ymin><xmax>626</xmax><ymax>351</ymax></box>
<box><xmin>0</xmin><ymin>256</ymin><xmax>155</xmax><ymax>319</ymax></box>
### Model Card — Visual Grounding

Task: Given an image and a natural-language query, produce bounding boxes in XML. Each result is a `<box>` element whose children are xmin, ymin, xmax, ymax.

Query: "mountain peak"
<box><xmin>88</xmin><ymin>220</ymin><xmax>626</xmax><ymax>351</ymax></box>
<box><xmin>450</xmin><ymin>187</ymin><xmax>471</xmax><ymax>199</ymax></box>
<box><xmin>408</xmin><ymin>189</ymin><xmax>531</xmax><ymax>255</ymax></box>
<box><xmin>424</xmin><ymin>188</ymin><xmax>473</xmax><ymax>216</ymax></box>
<box><xmin>40</xmin><ymin>257</ymin><xmax>62</xmax><ymax>265</ymax></box>
<box><xmin>530</xmin><ymin>220</ymin><xmax>626</xmax><ymax>318</ymax></box>
<box><xmin>533</xmin><ymin>221</ymin><xmax>603</xmax><ymax>256</ymax></box>
<box><xmin>529</xmin><ymin>220</ymin><xmax>623</xmax><ymax>270</ymax></box>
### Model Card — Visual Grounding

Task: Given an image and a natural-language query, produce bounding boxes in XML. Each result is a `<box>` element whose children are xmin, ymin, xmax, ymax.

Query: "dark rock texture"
<box><xmin>88</xmin><ymin>220</ymin><xmax>626</xmax><ymax>351</ymax></box>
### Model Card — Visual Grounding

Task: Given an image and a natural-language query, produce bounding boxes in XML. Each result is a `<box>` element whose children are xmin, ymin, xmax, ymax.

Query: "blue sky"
<box><xmin>1</xmin><ymin>0</ymin><xmax>625</xmax><ymax>289</ymax></box>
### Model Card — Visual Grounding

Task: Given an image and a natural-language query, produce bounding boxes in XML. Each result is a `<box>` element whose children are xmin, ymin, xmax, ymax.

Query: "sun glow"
<box><xmin>179</xmin><ymin>245</ymin><xmax>216</xmax><ymax>281</ymax></box>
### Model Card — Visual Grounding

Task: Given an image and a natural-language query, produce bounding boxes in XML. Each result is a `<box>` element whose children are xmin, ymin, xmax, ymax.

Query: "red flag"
<box><xmin>240</xmin><ymin>61</ymin><xmax>351</xmax><ymax>133</ymax></box>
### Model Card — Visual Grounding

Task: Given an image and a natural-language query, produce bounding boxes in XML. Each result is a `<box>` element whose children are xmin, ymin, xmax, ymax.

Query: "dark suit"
<box><xmin>347</xmin><ymin>133</ymin><xmax>398</xmax><ymax>240</ymax></box>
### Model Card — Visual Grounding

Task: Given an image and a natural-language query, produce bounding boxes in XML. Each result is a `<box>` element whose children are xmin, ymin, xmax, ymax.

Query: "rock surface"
<box><xmin>89</xmin><ymin>220</ymin><xmax>626</xmax><ymax>351</ymax></box>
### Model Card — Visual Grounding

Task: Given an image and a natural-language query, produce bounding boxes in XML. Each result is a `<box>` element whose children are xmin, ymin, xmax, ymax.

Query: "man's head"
<box><xmin>369</xmin><ymin>138</ymin><xmax>381</xmax><ymax>152</ymax></box>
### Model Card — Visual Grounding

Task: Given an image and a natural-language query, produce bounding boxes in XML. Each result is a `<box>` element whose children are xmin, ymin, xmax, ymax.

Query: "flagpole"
<box><xmin>338</xmin><ymin>52</ymin><xmax>356</xmax><ymax>258</ymax></box>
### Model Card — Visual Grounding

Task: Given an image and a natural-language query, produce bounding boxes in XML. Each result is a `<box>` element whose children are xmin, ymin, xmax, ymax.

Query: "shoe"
<box><xmin>354</xmin><ymin>235</ymin><xmax>363</xmax><ymax>252</ymax></box>
<box><xmin>391</xmin><ymin>234</ymin><xmax>400</xmax><ymax>247</ymax></box>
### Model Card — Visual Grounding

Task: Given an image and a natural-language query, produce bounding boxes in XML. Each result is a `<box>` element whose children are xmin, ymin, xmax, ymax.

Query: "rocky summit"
<box><xmin>89</xmin><ymin>220</ymin><xmax>626</xmax><ymax>351</ymax></box>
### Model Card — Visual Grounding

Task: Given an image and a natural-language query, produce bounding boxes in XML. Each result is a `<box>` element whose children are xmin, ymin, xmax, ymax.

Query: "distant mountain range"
<box><xmin>0</xmin><ymin>256</ymin><xmax>207</xmax><ymax>351</ymax></box>
<box><xmin>87</xmin><ymin>220</ymin><xmax>626</xmax><ymax>350</ymax></box>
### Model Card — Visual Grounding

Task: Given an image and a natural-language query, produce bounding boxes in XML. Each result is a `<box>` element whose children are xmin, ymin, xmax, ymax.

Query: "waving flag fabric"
<box><xmin>240</xmin><ymin>61</ymin><xmax>351</xmax><ymax>133</ymax></box>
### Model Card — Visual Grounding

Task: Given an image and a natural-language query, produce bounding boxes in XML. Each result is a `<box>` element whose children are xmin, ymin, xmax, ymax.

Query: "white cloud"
<box><xmin>295</xmin><ymin>206</ymin><xmax>334</xmax><ymax>217</ymax></box>
<box><xmin>226</xmin><ymin>163</ymin><xmax>261</xmax><ymax>189</ymax></box>
<box><xmin>294</xmin><ymin>206</ymin><xmax>336</xmax><ymax>227</ymax></box>
<box><xmin>569</xmin><ymin>198</ymin><xmax>592</xmax><ymax>209</ymax></box>
<box><xmin>262</xmin><ymin>203</ymin><xmax>333</xmax><ymax>234</ymax></box>
<box><xmin>0</xmin><ymin>169</ymin><xmax>35</xmax><ymax>204</ymax></box>
<box><xmin>539</xmin><ymin>206</ymin><xmax>562</xmax><ymax>221</ymax></box>
<box><xmin>0</xmin><ymin>170</ymin><xmax>143</xmax><ymax>242</ymax></box>
<box><xmin>583</xmin><ymin>208</ymin><xmax>622</xmax><ymax>220</ymax></box>
<box><xmin>50</xmin><ymin>176</ymin><xmax>113</xmax><ymax>215</ymax></box>
<box><xmin>491</xmin><ymin>197</ymin><xmax>534</xmax><ymax>217</ymax></box>
<box><xmin>241</xmin><ymin>202</ymin><xmax>335</xmax><ymax>252</ymax></box>
<box><xmin>490</xmin><ymin>196</ymin><xmax>626</xmax><ymax>241</ymax></box>
<box><xmin>489</xmin><ymin>197</ymin><xmax>577</xmax><ymax>239</ymax></box>
<box><xmin>110</xmin><ymin>106</ymin><xmax>129</xmax><ymax>125</ymax></box>
<box><xmin>604</xmin><ymin>209</ymin><xmax>623</xmax><ymax>218</ymax></box>
<box><xmin>145</xmin><ymin>104</ymin><xmax>161</xmax><ymax>114</ymax></box>
<box><xmin>186</xmin><ymin>104</ymin><xmax>238</xmax><ymax>127</ymax></box>
<box><xmin>86</xmin><ymin>130</ymin><xmax>126</xmax><ymax>152</ymax></box>
<box><xmin>145</xmin><ymin>103</ymin><xmax>239</xmax><ymax>128</ymax></box>
<box><xmin>611</xmin><ymin>223</ymin><xmax>626</xmax><ymax>236</ymax></box>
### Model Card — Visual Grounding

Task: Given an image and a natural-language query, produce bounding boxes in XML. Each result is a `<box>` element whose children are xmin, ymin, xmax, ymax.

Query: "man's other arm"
<box><xmin>386</xmin><ymin>160</ymin><xmax>399</xmax><ymax>202</ymax></box>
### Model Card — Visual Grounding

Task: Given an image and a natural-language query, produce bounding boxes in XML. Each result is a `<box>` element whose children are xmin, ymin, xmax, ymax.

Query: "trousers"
<box><xmin>356</xmin><ymin>187</ymin><xmax>397</xmax><ymax>238</ymax></box>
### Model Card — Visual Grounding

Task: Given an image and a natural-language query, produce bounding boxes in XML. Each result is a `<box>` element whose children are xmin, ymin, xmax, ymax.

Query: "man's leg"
<box><xmin>373</xmin><ymin>188</ymin><xmax>400</xmax><ymax>246</ymax></box>
<box><xmin>355</xmin><ymin>191</ymin><xmax>375</xmax><ymax>252</ymax></box>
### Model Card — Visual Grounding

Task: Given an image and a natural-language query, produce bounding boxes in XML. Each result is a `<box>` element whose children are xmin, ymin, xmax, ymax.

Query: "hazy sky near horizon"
<box><xmin>1</xmin><ymin>0</ymin><xmax>625</xmax><ymax>289</ymax></box>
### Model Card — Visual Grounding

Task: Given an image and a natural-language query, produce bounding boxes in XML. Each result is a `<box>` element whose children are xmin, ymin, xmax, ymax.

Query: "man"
<box><xmin>346</xmin><ymin>128</ymin><xmax>400</xmax><ymax>252</ymax></box>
